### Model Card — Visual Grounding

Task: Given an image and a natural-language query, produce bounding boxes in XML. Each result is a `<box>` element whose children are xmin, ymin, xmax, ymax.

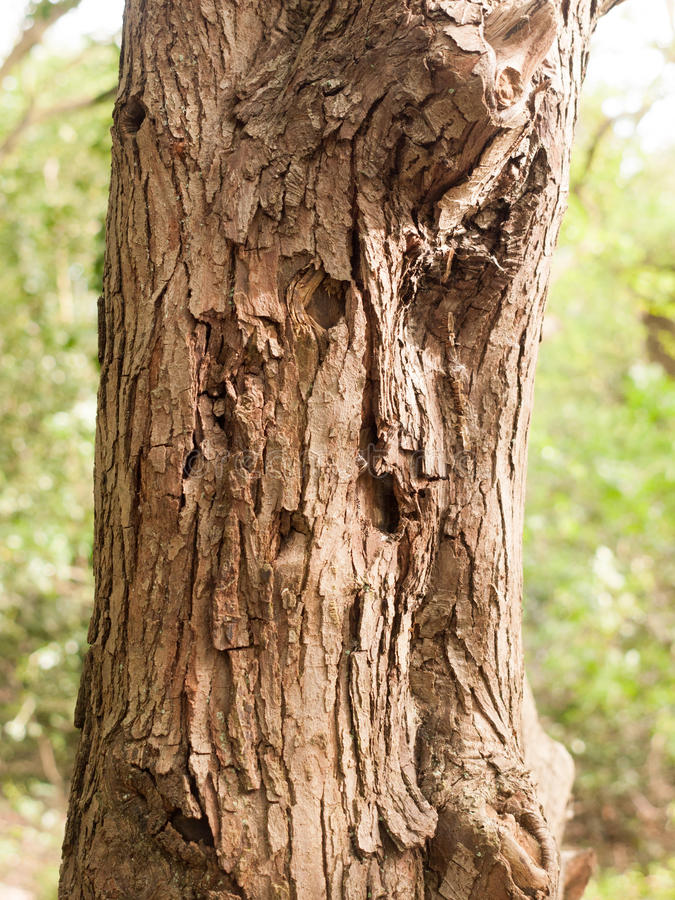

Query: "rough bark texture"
<box><xmin>61</xmin><ymin>2</ymin><xmax>606</xmax><ymax>898</ymax></box>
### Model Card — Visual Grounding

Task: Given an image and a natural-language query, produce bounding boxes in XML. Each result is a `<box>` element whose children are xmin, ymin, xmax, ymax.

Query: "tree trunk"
<box><xmin>61</xmin><ymin>2</ymin><xmax>606</xmax><ymax>898</ymax></box>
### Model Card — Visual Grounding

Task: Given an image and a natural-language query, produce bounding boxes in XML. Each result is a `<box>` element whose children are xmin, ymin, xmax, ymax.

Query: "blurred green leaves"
<box><xmin>524</xmin><ymin>59</ymin><xmax>675</xmax><ymax>870</ymax></box>
<box><xmin>585</xmin><ymin>860</ymin><xmax>675</xmax><ymax>900</ymax></box>
<box><xmin>0</xmin><ymin>34</ymin><xmax>117</xmax><ymax>789</ymax></box>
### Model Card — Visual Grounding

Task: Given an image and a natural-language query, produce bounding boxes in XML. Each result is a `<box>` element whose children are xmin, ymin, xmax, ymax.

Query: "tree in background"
<box><xmin>58</xmin><ymin>1</ymin><xmax>627</xmax><ymax>898</ymax></box>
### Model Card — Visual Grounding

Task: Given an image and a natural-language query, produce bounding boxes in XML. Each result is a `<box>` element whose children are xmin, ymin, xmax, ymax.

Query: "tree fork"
<box><xmin>61</xmin><ymin>1</ymin><xmax>609</xmax><ymax>897</ymax></box>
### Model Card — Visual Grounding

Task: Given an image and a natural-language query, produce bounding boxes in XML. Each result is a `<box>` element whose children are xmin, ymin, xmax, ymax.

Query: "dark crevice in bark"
<box><xmin>118</xmin><ymin>95</ymin><xmax>147</xmax><ymax>136</ymax></box>
<box><xmin>170</xmin><ymin>811</ymin><xmax>215</xmax><ymax>848</ymax></box>
<box><xmin>358</xmin><ymin>470</ymin><xmax>401</xmax><ymax>535</ymax></box>
<box><xmin>183</xmin><ymin>446</ymin><xmax>202</xmax><ymax>478</ymax></box>
<box><xmin>306</xmin><ymin>276</ymin><xmax>348</xmax><ymax>330</ymax></box>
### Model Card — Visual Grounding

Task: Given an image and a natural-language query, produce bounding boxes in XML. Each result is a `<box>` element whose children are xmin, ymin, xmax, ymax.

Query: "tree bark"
<box><xmin>61</xmin><ymin>2</ymin><xmax>606</xmax><ymax>898</ymax></box>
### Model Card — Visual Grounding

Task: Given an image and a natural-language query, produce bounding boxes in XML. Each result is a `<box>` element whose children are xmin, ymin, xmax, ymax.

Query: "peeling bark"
<box><xmin>61</xmin><ymin>2</ymin><xmax>608</xmax><ymax>898</ymax></box>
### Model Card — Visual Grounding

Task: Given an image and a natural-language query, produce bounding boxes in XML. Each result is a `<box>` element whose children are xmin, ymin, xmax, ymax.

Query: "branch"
<box><xmin>0</xmin><ymin>0</ymin><xmax>83</xmax><ymax>81</ymax></box>
<box><xmin>0</xmin><ymin>85</ymin><xmax>115</xmax><ymax>162</ymax></box>
<box><xmin>572</xmin><ymin>76</ymin><xmax>667</xmax><ymax>195</ymax></box>
<box><xmin>596</xmin><ymin>0</ymin><xmax>630</xmax><ymax>17</ymax></box>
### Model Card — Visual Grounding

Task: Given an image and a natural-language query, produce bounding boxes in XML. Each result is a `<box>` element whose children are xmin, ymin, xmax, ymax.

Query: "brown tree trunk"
<box><xmin>61</xmin><ymin>2</ymin><xmax>609</xmax><ymax>898</ymax></box>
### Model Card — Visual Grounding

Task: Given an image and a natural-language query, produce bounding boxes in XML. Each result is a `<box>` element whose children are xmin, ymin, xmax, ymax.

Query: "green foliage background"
<box><xmin>0</xmin><ymin>6</ymin><xmax>673</xmax><ymax>898</ymax></box>
<box><xmin>0</xmin><ymin>34</ymin><xmax>117</xmax><ymax>897</ymax></box>
<box><xmin>524</xmin><ymin>89</ymin><xmax>675</xmax><ymax>875</ymax></box>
